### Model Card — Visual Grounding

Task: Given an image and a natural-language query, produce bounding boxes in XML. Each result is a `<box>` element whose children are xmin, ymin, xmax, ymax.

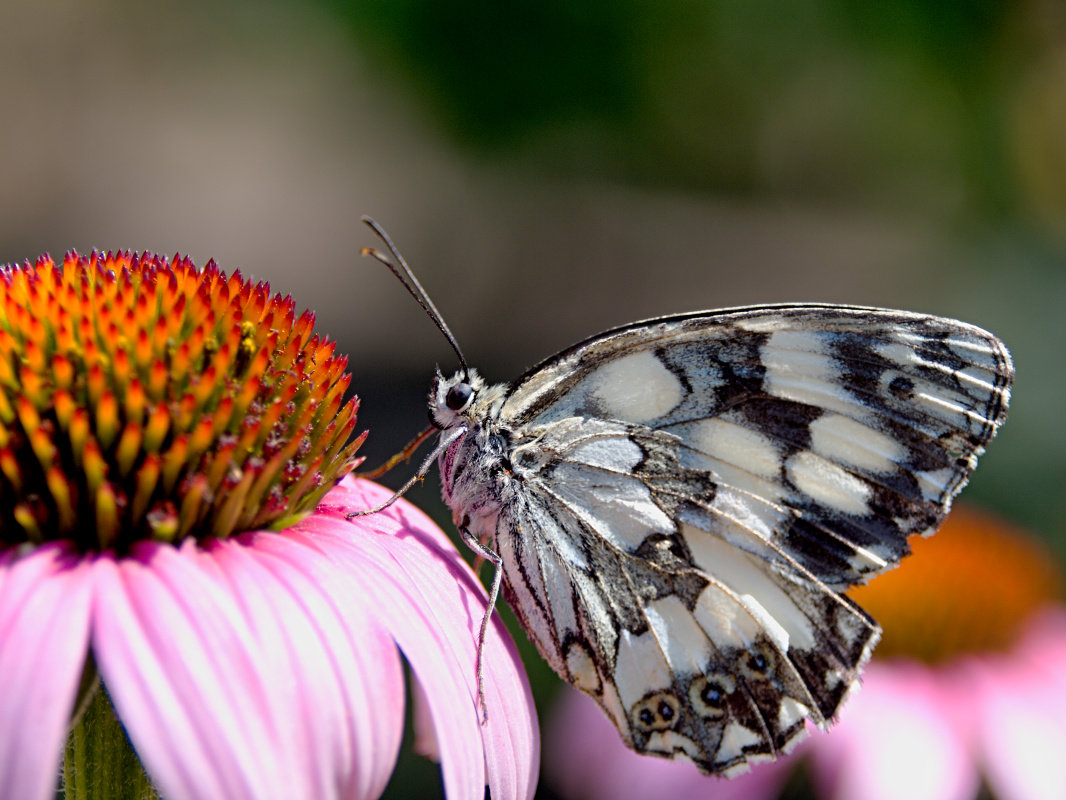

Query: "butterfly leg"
<box><xmin>346</xmin><ymin>426</ymin><xmax>466</xmax><ymax>519</ymax></box>
<box><xmin>459</xmin><ymin>521</ymin><xmax>502</xmax><ymax>726</ymax></box>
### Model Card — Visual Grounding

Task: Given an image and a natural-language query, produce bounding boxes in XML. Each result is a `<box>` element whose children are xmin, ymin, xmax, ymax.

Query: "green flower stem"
<box><xmin>62</xmin><ymin>678</ymin><xmax>157</xmax><ymax>800</ymax></box>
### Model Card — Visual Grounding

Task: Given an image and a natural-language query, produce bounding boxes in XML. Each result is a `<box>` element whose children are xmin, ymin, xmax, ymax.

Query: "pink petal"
<box><xmin>960</xmin><ymin>620</ymin><xmax>1066</xmax><ymax>800</ymax></box>
<box><xmin>312</xmin><ymin>477</ymin><xmax>539</xmax><ymax>800</ymax></box>
<box><xmin>229</xmin><ymin>531</ymin><xmax>405</xmax><ymax>800</ymax></box>
<box><xmin>93</xmin><ymin>535</ymin><xmax>404</xmax><ymax>800</ymax></box>
<box><xmin>0</xmin><ymin>543</ymin><xmax>93</xmax><ymax>800</ymax></box>
<box><xmin>808</xmin><ymin>661</ymin><xmax>978</xmax><ymax>800</ymax></box>
<box><xmin>92</xmin><ymin>542</ymin><xmax>288</xmax><ymax>798</ymax></box>
<box><xmin>544</xmin><ymin>686</ymin><xmax>792</xmax><ymax>800</ymax></box>
<box><xmin>1013</xmin><ymin>607</ymin><xmax>1066</xmax><ymax>692</ymax></box>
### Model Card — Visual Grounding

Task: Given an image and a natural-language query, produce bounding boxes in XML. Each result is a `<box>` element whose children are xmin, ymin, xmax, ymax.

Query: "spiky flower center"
<box><xmin>0</xmin><ymin>251</ymin><xmax>363</xmax><ymax>553</ymax></box>
<box><xmin>850</xmin><ymin>507</ymin><xmax>1062</xmax><ymax>663</ymax></box>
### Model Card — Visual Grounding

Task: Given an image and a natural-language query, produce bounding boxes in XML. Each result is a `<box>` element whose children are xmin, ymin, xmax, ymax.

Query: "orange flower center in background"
<box><xmin>850</xmin><ymin>506</ymin><xmax>1063</xmax><ymax>663</ymax></box>
<box><xmin>0</xmin><ymin>251</ymin><xmax>363</xmax><ymax>553</ymax></box>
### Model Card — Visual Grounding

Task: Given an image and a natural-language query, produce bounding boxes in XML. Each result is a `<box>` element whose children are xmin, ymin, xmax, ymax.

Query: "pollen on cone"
<box><xmin>0</xmin><ymin>251</ymin><xmax>364</xmax><ymax>552</ymax></box>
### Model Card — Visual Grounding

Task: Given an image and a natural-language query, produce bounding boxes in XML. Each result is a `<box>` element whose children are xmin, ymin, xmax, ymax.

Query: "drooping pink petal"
<box><xmin>92</xmin><ymin>536</ymin><xmax>403</xmax><ymax>800</ymax></box>
<box><xmin>544</xmin><ymin>687</ymin><xmax>792</xmax><ymax>800</ymax></box>
<box><xmin>229</xmin><ymin>530</ymin><xmax>405</xmax><ymax>800</ymax></box>
<box><xmin>0</xmin><ymin>543</ymin><xmax>93</xmax><ymax>800</ymax></box>
<box><xmin>292</xmin><ymin>509</ymin><xmax>489</xmax><ymax>799</ymax></box>
<box><xmin>92</xmin><ymin>542</ymin><xmax>290</xmax><ymax>799</ymax></box>
<box><xmin>311</xmin><ymin>477</ymin><xmax>539</xmax><ymax>800</ymax></box>
<box><xmin>808</xmin><ymin>661</ymin><xmax>978</xmax><ymax>800</ymax></box>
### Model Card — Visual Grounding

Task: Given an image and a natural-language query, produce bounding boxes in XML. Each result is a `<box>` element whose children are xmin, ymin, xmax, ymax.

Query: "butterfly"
<box><xmin>354</xmin><ymin>219</ymin><xmax>1013</xmax><ymax>777</ymax></box>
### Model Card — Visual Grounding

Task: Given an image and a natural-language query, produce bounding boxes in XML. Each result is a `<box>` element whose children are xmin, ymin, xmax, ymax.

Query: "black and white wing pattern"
<box><xmin>431</xmin><ymin>304</ymin><xmax>1012</xmax><ymax>777</ymax></box>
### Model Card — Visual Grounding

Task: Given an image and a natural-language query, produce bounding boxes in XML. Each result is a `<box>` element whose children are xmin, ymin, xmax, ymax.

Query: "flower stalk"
<box><xmin>63</xmin><ymin>683</ymin><xmax>158</xmax><ymax>800</ymax></box>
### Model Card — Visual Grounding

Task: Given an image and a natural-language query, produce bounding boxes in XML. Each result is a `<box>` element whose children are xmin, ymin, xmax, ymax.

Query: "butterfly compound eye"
<box><xmin>445</xmin><ymin>381</ymin><xmax>474</xmax><ymax>411</ymax></box>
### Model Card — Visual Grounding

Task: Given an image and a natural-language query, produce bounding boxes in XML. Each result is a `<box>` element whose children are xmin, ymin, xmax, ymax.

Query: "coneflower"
<box><xmin>0</xmin><ymin>251</ymin><xmax>537</xmax><ymax>800</ymax></box>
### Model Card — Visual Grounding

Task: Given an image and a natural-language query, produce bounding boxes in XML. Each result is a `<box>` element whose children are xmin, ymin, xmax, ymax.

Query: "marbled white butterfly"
<box><xmin>354</xmin><ymin>219</ymin><xmax>1013</xmax><ymax>777</ymax></box>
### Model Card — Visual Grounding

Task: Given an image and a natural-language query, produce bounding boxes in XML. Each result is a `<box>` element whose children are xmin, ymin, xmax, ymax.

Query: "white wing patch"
<box><xmin>704</xmin><ymin>484</ymin><xmax>785</xmax><ymax>542</ymax></box>
<box><xmin>565</xmin><ymin>642</ymin><xmax>601</xmax><ymax>693</ymax></box>
<box><xmin>590</xmin><ymin>350</ymin><xmax>684</xmax><ymax>423</ymax></box>
<box><xmin>776</xmin><ymin>698</ymin><xmax>810</xmax><ymax>744</ymax></box>
<box><xmin>613</xmin><ymin>628</ymin><xmax>674</xmax><ymax>710</ymax></box>
<box><xmin>915</xmin><ymin>466</ymin><xmax>958</xmax><ymax>502</ymax></box>
<box><xmin>550</xmin><ymin>462</ymin><xmax>675</xmax><ymax>551</ymax></box>
<box><xmin>761</xmin><ymin>331</ymin><xmax>859</xmax><ymax>417</ymax></box>
<box><xmin>677</xmin><ymin>428</ymin><xmax>790</xmax><ymax>509</ymax></box>
<box><xmin>808</xmin><ymin>413</ymin><xmax>905</xmax><ymax>474</ymax></box>
<box><xmin>567</xmin><ymin>436</ymin><xmax>644</xmax><ymax>472</ymax></box>
<box><xmin>785</xmin><ymin>450</ymin><xmax>873</xmax><ymax>516</ymax></box>
<box><xmin>682</xmin><ymin>524</ymin><xmax>816</xmax><ymax>651</ymax></box>
<box><xmin>718</xmin><ymin>722</ymin><xmax>765</xmax><ymax>766</ymax></box>
<box><xmin>645</xmin><ymin>595</ymin><xmax>715</xmax><ymax>673</ymax></box>
<box><xmin>688</xmin><ymin>418</ymin><xmax>785</xmax><ymax>481</ymax></box>
<box><xmin>691</xmin><ymin>582</ymin><xmax>764</xmax><ymax>647</ymax></box>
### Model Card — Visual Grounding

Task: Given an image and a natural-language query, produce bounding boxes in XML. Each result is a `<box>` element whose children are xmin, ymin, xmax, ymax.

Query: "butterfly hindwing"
<box><xmin>491</xmin><ymin>416</ymin><xmax>878</xmax><ymax>773</ymax></box>
<box><xmin>433</xmin><ymin>304</ymin><xmax>1012</xmax><ymax>776</ymax></box>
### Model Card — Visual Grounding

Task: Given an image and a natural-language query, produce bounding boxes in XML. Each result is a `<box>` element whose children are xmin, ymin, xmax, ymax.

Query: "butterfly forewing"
<box><xmin>434</xmin><ymin>304</ymin><xmax>1012</xmax><ymax>776</ymax></box>
<box><xmin>502</xmin><ymin>305</ymin><xmax>1011</xmax><ymax>585</ymax></box>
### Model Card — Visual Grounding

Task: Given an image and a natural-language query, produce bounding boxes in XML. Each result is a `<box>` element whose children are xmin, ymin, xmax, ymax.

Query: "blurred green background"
<box><xmin>2</xmin><ymin>0</ymin><xmax>1064</xmax><ymax>796</ymax></box>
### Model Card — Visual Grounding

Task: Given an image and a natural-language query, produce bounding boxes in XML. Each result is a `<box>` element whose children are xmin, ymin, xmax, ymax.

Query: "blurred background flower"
<box><xmin>544</xmin><ymin>507</ymin><xmax>1066</xmax><ymax>800</ymax></box>
<box><xmin>1</xmin><ymin>2</ymin><xmax>1063</xmax><ymax>796</ymax></box>
<box><xmin>807</xmin><ymin>506</ymin><xmax>1066</xmax><ymax>800</ymax></box>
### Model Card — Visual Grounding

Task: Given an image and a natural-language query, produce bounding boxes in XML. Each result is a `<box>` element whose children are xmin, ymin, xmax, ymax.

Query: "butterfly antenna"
<box><xmin>361</xmin><ymin>216</ymin><xmax>469</xmax><ymax>373</ymax></box>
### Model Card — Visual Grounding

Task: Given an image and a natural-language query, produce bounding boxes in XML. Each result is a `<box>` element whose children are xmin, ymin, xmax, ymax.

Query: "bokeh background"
<box><xmin>2</xmin><ymin>1</ymin><xmax>1064</xmax><ymax>797</ymax></box>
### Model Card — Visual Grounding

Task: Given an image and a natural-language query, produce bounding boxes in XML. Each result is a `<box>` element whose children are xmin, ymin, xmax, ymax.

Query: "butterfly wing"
<box><xmin>492</xmin><ymin>305</ymin><xmax>1011</xmax><ymax>774</ymax></box>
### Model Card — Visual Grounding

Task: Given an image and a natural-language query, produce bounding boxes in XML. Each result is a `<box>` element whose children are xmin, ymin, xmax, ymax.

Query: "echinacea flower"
<box><xmin>807</xmin><ymin>507</ymin><xmax>1065</xmax><ymax>800</ymax></box>
<box><xmin>544</xmin><ymin>507</ymin><xmax>1065</xmax><ymax>800</ymax></box>
<box><xmin>0</xmin><ymin>252</ymin><xmax>537</xmax><ymax>800</ymax></box>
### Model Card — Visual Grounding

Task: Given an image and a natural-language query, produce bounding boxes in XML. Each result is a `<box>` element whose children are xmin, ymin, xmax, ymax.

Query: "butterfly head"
<box><xmin>430</xmin><ymin>368</ymin><xmax>487</xmax><ymax>429</ymax></box>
